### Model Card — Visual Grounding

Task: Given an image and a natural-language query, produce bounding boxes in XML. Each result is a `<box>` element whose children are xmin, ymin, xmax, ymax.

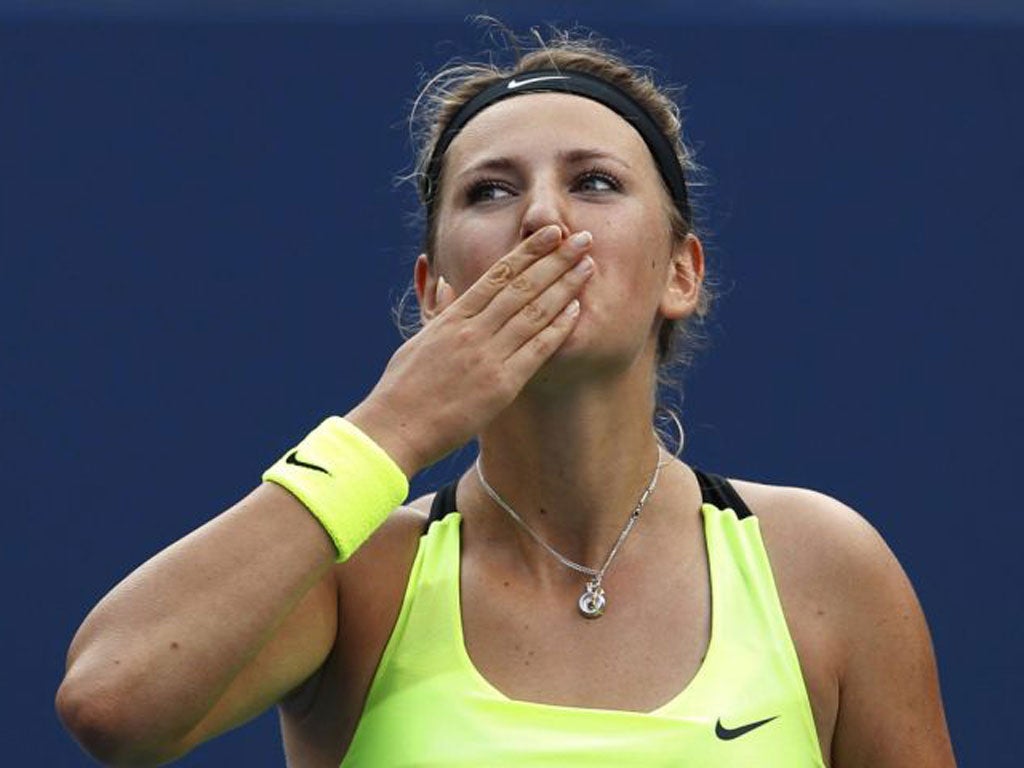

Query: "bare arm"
<box><xmin>56</xmin><ymin>483</ymin><xmax>340</xmax><ymax>766</ymax></box>
<box><xmin>56</xmin><ymin>224</ymin><xmax>595</xmax><ymax>766</ymax></box>
<box><xmin>749</xmin><ymin>481</ymin><xmax>957</xmax><ymax>766</ymax></box>
<box><xmin>829</xmin><ymin>512</ymin><xmax>957</xmax><ymax>767</ymax></box>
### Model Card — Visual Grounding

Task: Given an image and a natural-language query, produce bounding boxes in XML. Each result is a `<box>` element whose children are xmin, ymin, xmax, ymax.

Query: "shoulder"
<box><xmin>727</xmin><ymin>477</ymin><xmax>954</xmax><ymax>765</ymax></box>
<box><xmin>332</xmin><ymin>490</ymin><xmax>443</xmax><ymax>624</ymax></box>
<box><xmin>284</xmin><ymin>495</ymin><xmax>438</xmax><ymax>739</ymax></box>
<box><xmin>323</xmin><ymin>497</ymin><xmax>434</xmax><ymax>683</ymax></box>
<box><xmin>337</xmin><ymin>493</ymin><xmax>435</xmax><ymax>592</ymax></box>
<box><xmin>727</xmin><ymin>478</ymin><xmax>906</xmax><ymax>613</ymax></box>
<box><xmin>728</xmin><ymin>477</ymin><xmax>913</xmax><ymax>644</ymax></box>
<box><xmin>729</xmin><ymin>476</ymin><xmax>877</xmax><ymax>547</ymax></box>
<box><xmin>729</xmin><ymin>477</ymin><xmax>895</xmax><ymax>578</ymax></box>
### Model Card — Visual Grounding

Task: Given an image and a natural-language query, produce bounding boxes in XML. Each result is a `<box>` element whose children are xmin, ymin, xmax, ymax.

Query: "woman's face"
<box><xmin>424</xmin><ymin>92</ymin><xmax>701</xmax><ymax>380</ymax></box>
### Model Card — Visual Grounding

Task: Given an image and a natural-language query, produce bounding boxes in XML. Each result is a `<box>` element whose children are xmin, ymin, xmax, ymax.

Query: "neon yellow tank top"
<box><xmin>340</xmin><ymin>472</ymin><xmax>826</xmax><ymax>767</ymax></box>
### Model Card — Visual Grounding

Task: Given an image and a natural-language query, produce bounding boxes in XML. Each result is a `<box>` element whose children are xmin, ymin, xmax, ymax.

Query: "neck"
<box><xmin>468</xmin><ymin>368</ymin><xmax>667</xmax><ymax>577</ymax></box>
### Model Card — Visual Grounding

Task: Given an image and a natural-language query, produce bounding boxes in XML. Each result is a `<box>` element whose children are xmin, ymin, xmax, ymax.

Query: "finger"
<box><xmin>493</xmin><ymin>251</ymin><xmax>593</xmax><ymax>351</ymax></box>
<box><xmin>436</xmin><ymin>276</ymin><xmax>454</xmax><ymax>311</ymax></box>
<box><xmin>504</xmin><ymin>296</ymin><xmax>582</xmax><ymax>376</ymax></box>
<box><xmin>479</xmin><ymin>230</ymin><xmax>592</xmax><ymax>337</ymax></box>
<box><xmin>493</xmin><ymin>251</ymin><xmax>592</xmax><ymax>355</ymax></box>
<box><xmin>452</xmin><ymin>224</ymin><xmax>564</xmax><ymax>317</ymax></box>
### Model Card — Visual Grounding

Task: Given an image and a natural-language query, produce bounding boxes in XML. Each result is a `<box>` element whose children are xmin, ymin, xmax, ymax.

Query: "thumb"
<box><xmin>436</xmin><ymin>275</ymin><xmax>456</xmax><ymax>309</ymax></box>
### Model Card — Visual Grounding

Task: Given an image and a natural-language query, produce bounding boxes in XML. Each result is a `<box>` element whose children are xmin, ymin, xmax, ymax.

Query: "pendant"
<box><xmin>578</xmin><ymin>580</ymin><xmax>606</xmax><ymax>619</ymax></box>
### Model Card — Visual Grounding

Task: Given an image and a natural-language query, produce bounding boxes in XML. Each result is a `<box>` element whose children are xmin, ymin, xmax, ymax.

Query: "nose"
<box><xmin>518</xmin><ymin>178</ymin><xmax>571</xmax><ymax>242</ymax></box>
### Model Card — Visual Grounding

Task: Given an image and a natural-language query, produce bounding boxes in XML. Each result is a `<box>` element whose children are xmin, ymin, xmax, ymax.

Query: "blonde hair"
<box><xmin>396</xmin><ymin>22</ymin><xmax>715</xmax><ymax>451</ymax></box>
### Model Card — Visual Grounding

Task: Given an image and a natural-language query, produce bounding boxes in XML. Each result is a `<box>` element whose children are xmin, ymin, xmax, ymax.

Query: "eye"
<box><xmin>577</xmin><ymin>173</ymin><xmax>614</xmax><ymax>193</ymax></box>
<box><xmin>574</xmin><ymin>168</ymin><xmax>622</xmax><ymax>194</ymax></box>
<box><xmin>466</xmin><ymin>179</ymin><xmax>516</xmax><ymax>204</ymax></box>
<box><xmin>577</xmin><ymin>174</ymin><xmax>614</xmax><ymax>193</ymax></box>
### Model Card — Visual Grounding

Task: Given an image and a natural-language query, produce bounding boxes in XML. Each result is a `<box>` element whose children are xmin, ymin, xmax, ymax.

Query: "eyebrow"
<box><xmin>561</xmin><ymin>148</ymin><xmax>633</xmax><ymax>170</ymax></box>
<box><xmin>455</xmin><ymin>148</ymin><xmax>633</xmax><ymax>181</ymax></box>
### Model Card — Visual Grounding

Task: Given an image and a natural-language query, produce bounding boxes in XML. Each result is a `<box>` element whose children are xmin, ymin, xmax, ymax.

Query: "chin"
<box><xmin>551</xmin><ymin>311</ymin><xmax>588</xmax><ymax>356</ymax></box>
<box><xmin>529</xmin><ymin>308</ymin><xmax>654</xmax><ymax>388</ymax></box>
<box><xmin>530</xmin><ymin>324</ymin><xmax>620</xmax><ymax>385</ymax></box>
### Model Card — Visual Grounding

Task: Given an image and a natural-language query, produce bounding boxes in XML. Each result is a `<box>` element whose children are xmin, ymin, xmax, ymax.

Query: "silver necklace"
<box><xmin>473</xmin><ymin>450</ymin><xmax>662</xmax><ymax>619</ymax></box>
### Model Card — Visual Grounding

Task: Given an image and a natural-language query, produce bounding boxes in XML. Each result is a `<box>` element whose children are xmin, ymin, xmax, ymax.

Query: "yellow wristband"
<box><xmin>262</xmin><ymin>416</ymin><xmax>409</xmax><ymax>562</ymax></box>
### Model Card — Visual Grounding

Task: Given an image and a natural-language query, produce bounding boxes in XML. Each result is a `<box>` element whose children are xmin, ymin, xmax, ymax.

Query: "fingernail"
<box><xmin>436</xmin><ymin>276</ymin><xmax>447</xmax><ymax>302</ymax></box>
<box><xmin>569</xmin><ymin>231</ymin><xmax>592</xmax><ymax>249</ymax></box>
<box><xmin>564</xmin><ymin>299</ymin><xmax>581</xmax><ymax>317</ymax></box>
<box><xmin>573</xmin><ymin>255</ymin><xmax>594</xmax><ymax>276</ymax></box>
<box><xmin>537</xmin><ymin>225</ymin><xmax>562</xmax><ymax>246</ymax></box>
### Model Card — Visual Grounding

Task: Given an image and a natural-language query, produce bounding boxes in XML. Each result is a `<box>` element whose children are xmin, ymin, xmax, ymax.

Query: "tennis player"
<box><xmin>57</xmin><ymin>26</ymin><xmax>956</xmax><ymax>767</ymax></box>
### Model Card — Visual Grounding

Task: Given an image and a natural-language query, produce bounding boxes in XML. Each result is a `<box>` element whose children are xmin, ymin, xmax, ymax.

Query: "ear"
<box><xmin>414</xmin><ymin>253</ymin><xmax>444</xmax><ymax>323</ymax></box>
<box><xmin>659</xmin><ymin>233</ymin><xmax>705</xmax><ymax>320</ymax></box>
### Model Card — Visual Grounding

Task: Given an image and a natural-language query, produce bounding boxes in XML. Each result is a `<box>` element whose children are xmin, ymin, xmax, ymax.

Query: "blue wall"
<box><xmin>3</xmin><ymin>6</ymin><xmax>1021</xmax><ymax>765</ymax></box>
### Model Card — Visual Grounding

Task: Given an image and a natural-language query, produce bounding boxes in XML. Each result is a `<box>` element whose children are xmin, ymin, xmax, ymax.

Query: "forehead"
<box><xmin>443</xmin><ymin>92</ymin><xmax>653</xmax><ymax>173</ymax></box>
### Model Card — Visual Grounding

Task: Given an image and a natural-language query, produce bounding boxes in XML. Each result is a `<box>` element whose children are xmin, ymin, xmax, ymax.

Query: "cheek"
<box><xmin>433</xmin><ymin>218</ymin><xmax>511</xmax><ymax>292</ymax></box>
<box><xmin>594</xmin><ymin>221</ymin><xmax>669</xmax><ymax>292</ymax></box>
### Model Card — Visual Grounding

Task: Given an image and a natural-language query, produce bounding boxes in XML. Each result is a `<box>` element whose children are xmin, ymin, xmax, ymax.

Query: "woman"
<box><xmin>56</xmin><ymin>28</ymin><xmax>956</xmax><ymax>767</ymax></box>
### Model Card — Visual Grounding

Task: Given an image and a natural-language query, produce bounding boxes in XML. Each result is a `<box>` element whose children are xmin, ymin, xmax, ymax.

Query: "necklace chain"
<box><xmin>473</xmin><ymin>448</ymin><xmax>663</xmax><ymax>618</ymax></box>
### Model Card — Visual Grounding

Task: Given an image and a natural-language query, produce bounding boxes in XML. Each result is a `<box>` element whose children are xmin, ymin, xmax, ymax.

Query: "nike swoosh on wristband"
<box><xmin>506</xmin><ymin>74</ymin><xmax>570</xmax><ymax>90</ymax></box>
<box><xmin>714</xmin><ymin>716</ymin><xmax>779</xmax><ymax>740</ymax></box>
<box><xmin>285</xmin><ymin>450</ymin><xmax>330</xmax><ymax>476</ymax></box>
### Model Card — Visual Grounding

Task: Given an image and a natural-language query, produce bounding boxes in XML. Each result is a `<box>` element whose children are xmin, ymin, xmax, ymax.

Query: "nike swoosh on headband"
<box><xmin>506</xmin><ymin>74</ymin><xmax>569</xmax><ymax>90</ymax></box>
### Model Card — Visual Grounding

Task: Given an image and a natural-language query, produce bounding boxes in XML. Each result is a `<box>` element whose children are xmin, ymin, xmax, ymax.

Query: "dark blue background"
<box><xmin>3</xmin><ymin>3</ymin><xmax>1021</xmax><ymax>765</ymax></box>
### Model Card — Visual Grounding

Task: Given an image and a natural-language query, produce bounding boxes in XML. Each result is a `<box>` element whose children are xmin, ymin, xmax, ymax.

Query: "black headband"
<box><xmin>421</xmin><ymin>69</ymin><xmax>691</xmax><ymax>224</ymax></box>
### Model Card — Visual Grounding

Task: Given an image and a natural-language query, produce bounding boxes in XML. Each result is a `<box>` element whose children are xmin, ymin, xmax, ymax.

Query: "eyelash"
<box><xmin>575</xmin><ymin>167</ymin><xmax>623</xmax><ymax>193</ymax></box>
<box><xmin>466</xmin><ymin>178</ymin><xmax>515</xmax><ymax>203</ymax></box>
<box><xmin>465</xmin><ymin>167</ymin><xmax>624</xmax><ymax>203</ymax></box>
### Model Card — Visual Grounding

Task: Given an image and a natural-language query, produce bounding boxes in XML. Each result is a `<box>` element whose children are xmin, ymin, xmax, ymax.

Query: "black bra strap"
<box><xmin>693</xmin><ymin>468</ymin><xmax>753</xmax><ymax>520</ymax></box>
<box><xmin>424</xmin><ymin>467</ymin><xmax>753</xmax><ymax>534</ymax></box>
<box><xmin>426</xmin><ymin>478</ymin><xmax>460</xmax><ymax>532</ymax></box>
